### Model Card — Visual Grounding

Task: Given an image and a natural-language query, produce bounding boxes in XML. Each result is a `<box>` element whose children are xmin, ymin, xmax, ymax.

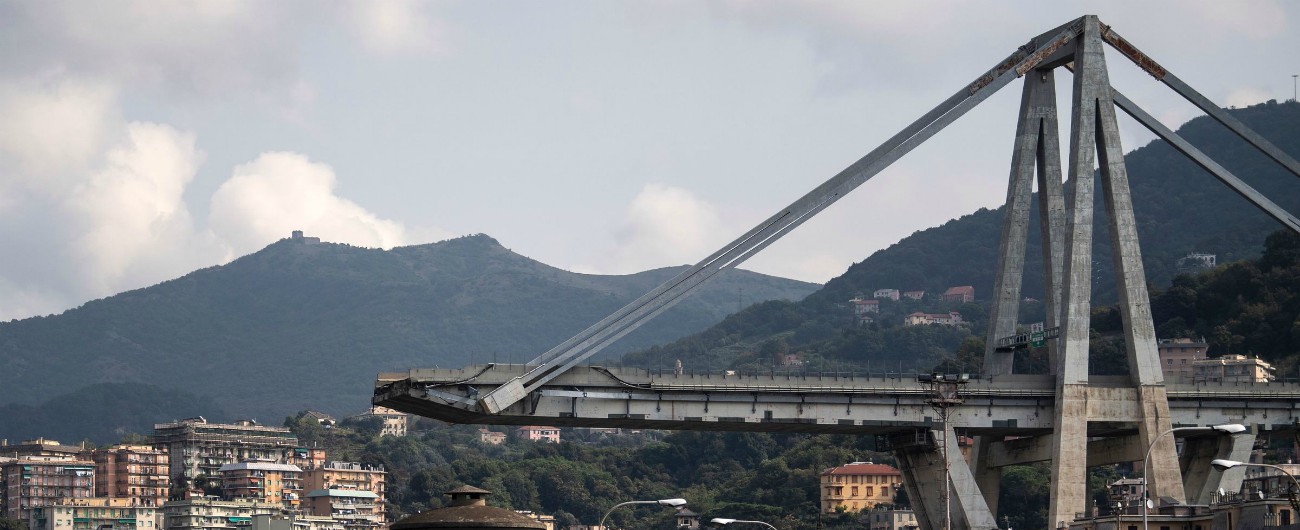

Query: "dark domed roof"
<box><xmin>391</xmin><ymin>485</ymin><xmax>546</xmax><ymax>530</ymax></box>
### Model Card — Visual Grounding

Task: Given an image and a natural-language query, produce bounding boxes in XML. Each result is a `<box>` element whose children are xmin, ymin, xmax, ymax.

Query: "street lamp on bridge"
<box><xmin>1142</xmin><ymin>424</ymin><xmax>1246</xmax><ymax>530</ymax></box>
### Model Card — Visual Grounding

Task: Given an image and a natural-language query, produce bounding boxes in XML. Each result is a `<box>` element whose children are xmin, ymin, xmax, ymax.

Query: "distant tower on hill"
<box><xmin>291</xmin><ymin>230</ymin><xmax>321</xmax><ymax>244</ymax></box>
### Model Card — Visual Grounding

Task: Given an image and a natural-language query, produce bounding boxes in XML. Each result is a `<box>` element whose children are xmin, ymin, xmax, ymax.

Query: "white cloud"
<box><xmin>341</xmin><ymin>0</ymin><xmax>447</xmax><ymax>57</ymax></box>
<box><xmin>0</xmin><ymin>78</ymin><xmax>119</xmax><ymax>187</ymax></box>
<box><xmin>1223</xmin><ymin>87</ymin><xmax>1274</xmax><ymax>108</ymax></box>
<box><xmin>67</xmin><ymin>122</ymin><xmax>219</xmax><ymax>293</ymax></box>
<box><xmin>209</xmin><ymin>152</ymin><xmax>415</xmax><ymax>256</ymax></box>
<box><xmin>610</xmin><ymin>184</ymin><xmax>728</xmax><ymax>272</ymax></box>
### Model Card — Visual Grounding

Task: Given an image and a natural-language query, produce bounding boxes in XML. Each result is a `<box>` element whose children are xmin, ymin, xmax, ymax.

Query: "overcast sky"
<box><xmin>0</xmin><ymin>1</ymin><xmax>1295</xmax><ymax>321</ymax></box>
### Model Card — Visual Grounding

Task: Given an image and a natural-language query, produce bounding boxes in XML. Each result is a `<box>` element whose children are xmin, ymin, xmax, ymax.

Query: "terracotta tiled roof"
<box><xmin>821</xmin><ymin>463</ymin><xmax>901</xmax><ymax>476</ymax></box>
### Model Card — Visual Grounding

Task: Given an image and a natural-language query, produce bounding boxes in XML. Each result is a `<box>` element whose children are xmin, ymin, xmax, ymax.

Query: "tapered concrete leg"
<box><xmin>984</xmin><ymin>68</ymin><xmax>1052</xmax><ymax>376</ymax></box>
<box><xmin>892</xmin><ymin>430</ymin><xmax>997</xmax><ymax>530</ymax></box>
<box><xmin>1181</xmin><ymin>432</ymin><xmax>1256</xmax><ymax>503</ymax></box>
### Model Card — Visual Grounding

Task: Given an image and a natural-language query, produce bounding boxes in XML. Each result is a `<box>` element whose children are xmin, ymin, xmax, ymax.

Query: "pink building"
<box><xmin>516</xmin><ymin>426</ymin><xmax>560</xmax><ymax>443</ymax></box>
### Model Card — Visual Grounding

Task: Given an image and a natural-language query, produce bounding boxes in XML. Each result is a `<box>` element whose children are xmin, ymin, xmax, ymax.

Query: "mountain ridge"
<box><xmin>0</xmin><ymin>233</ymin><xmax>818</xmax><ymax>419</ymax></box>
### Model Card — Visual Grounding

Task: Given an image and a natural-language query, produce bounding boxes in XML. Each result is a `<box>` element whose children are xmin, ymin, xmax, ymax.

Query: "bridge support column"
<box><xmin>1181</xmin><ymin>430</ymin><xmax>1256</xmax><ymax>504</ymax></box>
<box><xmin>1047</xmin><ymin>16</ymin><xmax>1181</xmax><ymax>528</ymax></box>
<box><xmin>892</xmin><ymin>429</ymin><xmax>997</xmax><ymax>530</ymax></box>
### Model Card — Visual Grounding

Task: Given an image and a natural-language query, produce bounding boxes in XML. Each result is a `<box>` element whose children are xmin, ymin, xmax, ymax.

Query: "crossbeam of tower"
<box><xmin>388</xmin><ymin>14</ymin><xmax>1300</xmax><ymax>530</ymax></box>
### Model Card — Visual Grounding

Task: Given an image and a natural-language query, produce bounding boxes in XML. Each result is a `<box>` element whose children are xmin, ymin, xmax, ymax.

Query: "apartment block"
<box><xmin>1</xmin><ymin>457</ymin><xmax>96</xmax><ymax>524</ymax></box>
<box><xmin>1157</xmin><ymin>338</ymin><xmax>1208</xmax><ymax>380</ymax></box>
<box><xmin>90</xmin><ymin>444</ymin><xmax>169</xmax><ymax>507</ymax></box>
<box><xmin>300</xmin><ymin>463</ymin><xmax>383</xmax><ymax>492</ymax></box>
<box><xmin>0</xmin><ymin>439</ymin><xmax>86</xmax><ymax>460</ymax></box>
<box><xmin>819</xmin><ymin>462</ymin><xmax>902</xmax><ymax>513</ymax></box>
<box><xmin>218</xmin><ymin>461</ymin><xmax>302</xmax><ymax>509</ymax></box>
<box><xmin>1193</xmin><ymin>354</ymin><xmax>1276</xmax><ymax>383</ymax></box>
<box><xmin>301</xmin><ymin>462</ymin><xmax>385</xmax><ymax>523</ymax></box>
<box><xmin>29</xmin><ymin>496</ymin><xmax>164</xmax><ymax>530</ymax></box>
<box><xmin>303</xmin><ymin>489</ymin><xmax>381</xmax><ymax>530</ymax></box>
<box><xmin>152</xmin><ymin>418</ymin><xmax>298</xmax><ymax>499</ymax></box>
<box><xmin>162</xmin><ymin>497</ymin><xmax>284</xmax><ymax>530</ymax></box>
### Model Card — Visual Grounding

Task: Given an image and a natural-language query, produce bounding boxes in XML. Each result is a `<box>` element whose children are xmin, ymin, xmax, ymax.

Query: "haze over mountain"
<box><xmin>0</xmin><ymin>234</ymin><xmax>817</xmax><ymax>422</ymax></box>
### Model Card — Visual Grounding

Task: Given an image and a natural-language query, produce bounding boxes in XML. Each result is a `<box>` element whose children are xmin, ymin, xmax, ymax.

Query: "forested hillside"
<box><xmin>622</xmin><ymin>101</ymin><xmax>1300</xmax><ymax>373</ymax></box>
<box><xmin>0</xmin><ymin>234</ymin><xmax>816</xmax><ymax>420</ymax></box>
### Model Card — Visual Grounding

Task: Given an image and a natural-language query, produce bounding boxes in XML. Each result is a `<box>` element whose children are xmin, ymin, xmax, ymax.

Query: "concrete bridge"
<box><xmin>375</xmin><ymin>15</ymin><xmax>1300</xmax><ymax>530</ymax></box>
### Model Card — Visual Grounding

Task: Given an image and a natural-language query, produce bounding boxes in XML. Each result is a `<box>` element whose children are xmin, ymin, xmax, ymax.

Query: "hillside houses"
<box><xmin>848</xmin><ymin>285</ymin><xmax>975</xmax><ymax>325</ymax></box>
<box><xmin>904</xmin><ymin>312</ymin><xmax>964</xmax><ymax>327</ymax></box>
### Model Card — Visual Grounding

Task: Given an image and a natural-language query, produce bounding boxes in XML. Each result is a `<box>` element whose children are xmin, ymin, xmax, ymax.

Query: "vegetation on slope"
<box><xmin>0</xmin><ymin>235</ymin><xmax>817</xmax><ymax>419</ymax></box>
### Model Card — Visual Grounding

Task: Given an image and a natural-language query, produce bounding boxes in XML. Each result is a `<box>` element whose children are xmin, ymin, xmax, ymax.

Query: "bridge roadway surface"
<box><xmin>374</xmin><ymin>364</ymin><xmax>1300</xmax><ymax>437</ymax></box>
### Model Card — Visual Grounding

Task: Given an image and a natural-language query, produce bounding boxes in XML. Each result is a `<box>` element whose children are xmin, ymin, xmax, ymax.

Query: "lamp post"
<box><xmin>1141</xmin><ymin>424</ymin><xmax>1246</xmax><ymax>530</ymax></box>
<box><xmin>920</xmin><ymin>372</ymin><xmax>968</xmax><ymax>530</ymax></box>
<box><xmin>599</xmin><ymin>498</ymin><xmax>687</xmax><ymax>530</ymax></box>
<box><xmin>1210</xmin><ymin>459</ymin><xmax>1300</xmax><ymax>512</ymax></box>
<box><xmin>711</xmin><ymin>518</ymin><xmax>777</xmax><ymax>530</ymax></box>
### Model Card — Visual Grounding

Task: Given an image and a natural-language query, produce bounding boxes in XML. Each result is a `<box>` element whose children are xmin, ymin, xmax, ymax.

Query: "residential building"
<box><xmin>850</xmin><ymin>298</ymin><xmax>879</xmax><ymax>323</ymax></box>
<box><xmin>162</xmin><ymin>497</ymin><xmax>285</xmax><ymax>530</ymax></box>
<box><xmin>217</xmin><ymin>460</ymin><xmax>302</xmax><ymax>509</ymax></box>
<box><xmin>903</xmin><ymin>312</ymin><xmax>963</xmax><ymax>327</ymax></box>
<box><xmin>0</xmin><ymin>439</ymin><xmax>86</xmax><ymax>460</ymax></box>
<box><xmin>1070</xmin><ymin>469</ymin><xmax>1300</xmax><ymax>530</ymax></box>
<box><xmin>1193</xmin><ymin>354</ymin><xmax>1275</xmax><ymax>383</ymax></box>
<box><xmin>1175</xmin><ymin>252</ymin><xmax>1216</xmax><ymax>275</ymax></box>
<box><xmin>674</xmin><ymin>509</ymin><xmax>699</xmax><ymax>530</ymax></box>
<box><xmin>303</xmin><ymin>489</ymin><xmax>381</xmax><ymax>530</ymax></box>
<box><xmin>873</xmin><ymin>289</ymin><xmax>900</xmax><ymax>301</ymax></box>
<box><xmin>515</xmin><ymin>426</ymin><xmax>560</xmax><ymax>443</ymax></box>
<box><xmin>516</xmin><ymin>511</ymin><xmax>556</xmax><ymax>530</ymax></box>
<box><xmin>477</xmin><ymin>430</ymin><xmax>506</xmax><ymax>445</ymax></box>
<box><xmin>942</xmin><ymin>286</ymin><xmax>975</xmax><ymax>303</ymax></box>
<box><xmin>1157</xmin><ymin>338</ymin><xmax>1208</xmax><ymax>381</ymax></box>
<box><xmin>1</xmin><ymin>457</ymin><xmax>96</xmax><ymax>524</ymax></box>
<box><xmin>301</xmin><ymin>462</ymin><xmax>385</xmax><ymax>523</ymax></box>
<box><xmin>288</xmin><ymin>448</ymin><xmax>325</xmax><ymax>473</ymax></box>
<box><xmin>29</xmin><ymin>496</ymin><xmax>163</xmax><ymax>530</ymax></box>
<box><xmin>819</xmin><ymin>462</ymin><xmax>902</xmax><ymax>513</ymax></box>
<box><xmin>902</xmin><ymin>291</ymin><xmax>925</xmax><ymax>301</ymax></box>
<box><xmin>351</xmin><ymin>407</ymin><xmax>408</xmax><ymax>438</ymax></box>
<box><xmin>250</xmin><ymin>513</ymin><xmax>343</xmax><ymax>530</ymax></box>
<box><xmin>152</xmin><ymin>417</ymin><xmax>298</xmax><ymax>500</ymax></box>
<box><xmin>90</xmin><ymin>444</ymin><xmax>169</xmax><ymax>507</ymax></box>
<box><xmin>866</xmin><ymin>507</ymin><xmax>918</xmax><ymax>530</ymax></box>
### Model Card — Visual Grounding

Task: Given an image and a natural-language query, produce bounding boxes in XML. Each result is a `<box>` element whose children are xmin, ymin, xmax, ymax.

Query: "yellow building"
<box><xmin>819</xmin><ymin>462</ymin><xmax>902</xmax><ymax>513</ymax></box>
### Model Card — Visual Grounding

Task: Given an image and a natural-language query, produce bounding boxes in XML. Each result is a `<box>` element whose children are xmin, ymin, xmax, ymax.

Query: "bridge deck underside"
<box><xmin>375</xmin><ymin>365</ymin><xmax>1300</xmax><ymax>436</ymax></box>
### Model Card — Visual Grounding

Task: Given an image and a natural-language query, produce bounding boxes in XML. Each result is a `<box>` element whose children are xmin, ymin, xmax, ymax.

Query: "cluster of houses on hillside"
<box><xmin>849</xmin><ymin>286</ymin><xmax>974</xmax><ymax>327</ymax></box>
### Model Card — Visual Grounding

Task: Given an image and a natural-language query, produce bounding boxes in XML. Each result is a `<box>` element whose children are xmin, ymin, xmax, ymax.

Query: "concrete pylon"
<box><xmin>1045</xmin><ymin>16</ymin><xmax>1181</xmax><ymax>528</ymax></box>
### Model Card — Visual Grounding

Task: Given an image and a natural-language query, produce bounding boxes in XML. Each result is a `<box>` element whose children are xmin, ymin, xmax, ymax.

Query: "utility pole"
<box><xmin>1293</xmin><ymin>74</ymin><xmax>1297</xmax><ymax>102</ymax></box>
<box><xmin>922</xmin><ymin>373</ymin><xmax>969</xmax><ymax>530</ymax></box>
